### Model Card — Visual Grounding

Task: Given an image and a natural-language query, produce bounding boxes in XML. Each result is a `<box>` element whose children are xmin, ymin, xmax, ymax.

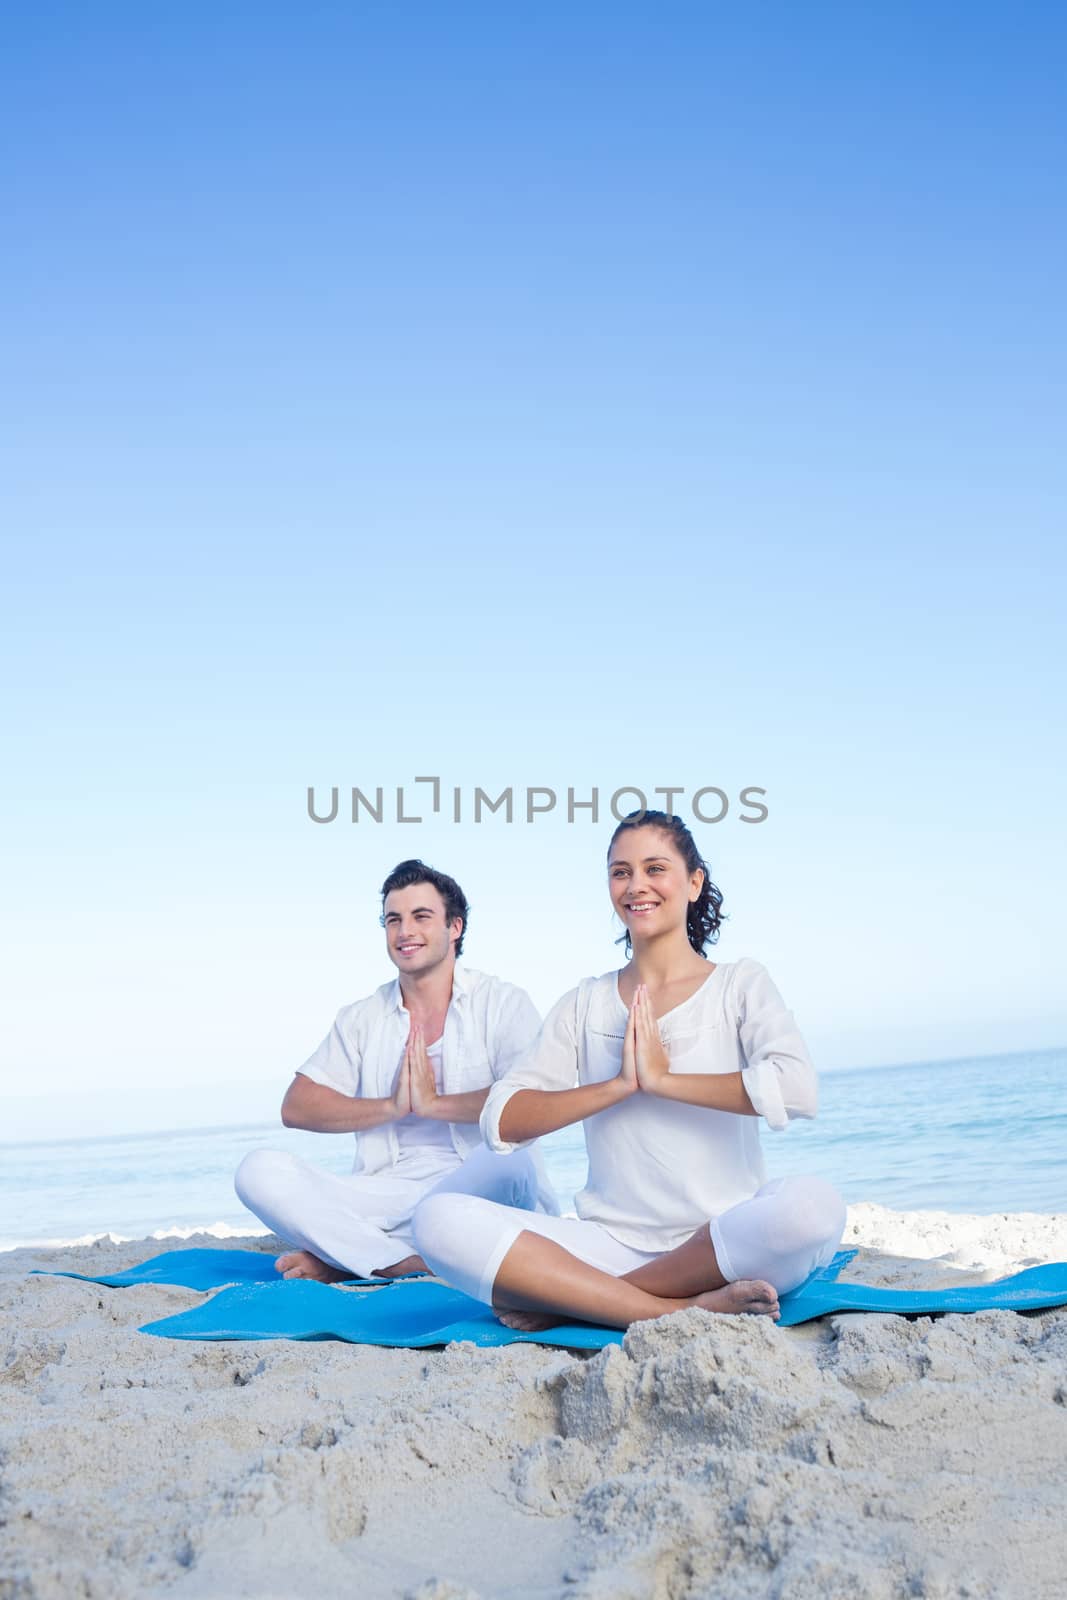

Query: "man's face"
<box><xmin>382</xmin><ymin>883</ymin><xmax>462</xmax><ymax>977</ymax></box>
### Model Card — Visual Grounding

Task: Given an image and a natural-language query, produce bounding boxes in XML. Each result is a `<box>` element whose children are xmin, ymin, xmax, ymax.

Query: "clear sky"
<box><xmin>2</xmin><ymin>2</ymin><xmax>1064</xmax><ymax>1141</ymax></box>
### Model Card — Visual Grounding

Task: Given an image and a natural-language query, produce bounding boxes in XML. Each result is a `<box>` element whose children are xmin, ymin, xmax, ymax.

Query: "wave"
<box><xmin>0</xmin><ymin>1220</ymin><xmax>273</xmax><ymax>1255</ymax></box>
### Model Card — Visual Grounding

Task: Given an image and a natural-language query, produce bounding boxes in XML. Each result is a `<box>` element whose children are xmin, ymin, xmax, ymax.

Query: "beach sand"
<box><xmin>2</xmin><ymin>1204</ymin><xmax>1065</xmax><ymax>1600</ymax></box>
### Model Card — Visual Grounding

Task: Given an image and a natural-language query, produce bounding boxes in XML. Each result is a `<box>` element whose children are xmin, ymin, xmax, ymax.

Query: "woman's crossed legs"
<box><xmin>413</xmin><ymin>1174</ymin><xmax>846</xmax><ymax>1330</ymax></box>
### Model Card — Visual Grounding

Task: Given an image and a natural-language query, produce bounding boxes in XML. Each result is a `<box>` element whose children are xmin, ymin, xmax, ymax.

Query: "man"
<box><xmin>235</xmin><ymin>858</ymin><xmax>557</xmax><ymax>1280</ymax></box>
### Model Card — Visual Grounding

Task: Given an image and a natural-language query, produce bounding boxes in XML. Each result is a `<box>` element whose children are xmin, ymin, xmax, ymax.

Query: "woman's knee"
<box><xmin>411</xmin><ymin>1192</ymin><xmax>480</xmax><ymax>1267</ymax></box>
<box><xmin>234</xmin><ymin>1148</ymin><xmax>298</xmax><ymax>1208</ymax></box>
<box><xmin>796</xmin><ymin>1174</ymin><xmax>847</xmax><ymax>1243</ymax></box>
<box><xmin>774</xmin><ymin>1174</ymin><xmax>847</xmax><ymax>1254</ymax></box>
<box><xmin>413</xmin><ymin>1192</ymin><xmax>530</xmax><ymax>1304</ymax></box>
<box><xmin>712</xmin><ymin>1175</ymin><xmax>847</xmax><ymax>1295</ymax></box>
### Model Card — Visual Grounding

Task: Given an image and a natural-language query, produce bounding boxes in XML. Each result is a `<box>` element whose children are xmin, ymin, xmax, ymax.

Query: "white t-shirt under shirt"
<box><xmin>481</xmin><ymin>958</ymin><xmax>819</xmax><ymax>1255</ymax></box>
<box><xmin>393</xmin><ymin>1037</ymin><xmax>458</xmax><ymax>1170</ymax></box>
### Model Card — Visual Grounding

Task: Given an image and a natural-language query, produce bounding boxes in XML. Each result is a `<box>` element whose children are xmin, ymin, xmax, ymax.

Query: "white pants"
<box><xmin>413</xmin><ymin>1174</ymin><xmax>847</xmax><ymax>1305</ymax></box>
<box><xmin>234</xmin><ymin>1143</ymin><xmax>543</xmax><ymax>1278</ymax></box>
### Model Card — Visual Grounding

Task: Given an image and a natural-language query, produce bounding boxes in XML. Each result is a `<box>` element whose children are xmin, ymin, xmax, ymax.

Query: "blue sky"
<box><xmin>2</xmin><ymin>2</ymin><xmax>1064</xmax><ymax>1139</ymax></box>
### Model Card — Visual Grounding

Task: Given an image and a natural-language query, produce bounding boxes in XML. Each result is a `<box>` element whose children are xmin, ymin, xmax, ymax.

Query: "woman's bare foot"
<box><xmin>692</xmin><ymin>1278</ymin><xmax>780</xmax><ymax>1318</ymax></box>
<box><xmin>371</xmin><ymin>1254</ymin><xmax>428</xmax><ymax>1278</ymax></box>
<box><xmin>275</xmin><ymin>1250</ymin><xmax>348</xmax><ymax>1283</ymax></box>
<box><xmin>494</xmin><ymin>1278</ymin><xmax>779</xmax><ymax>1332</ymax></box>
<box><xmin>495</xmin><ymin>1307</ymin><xmax>563</xmax><ymax>1333</ymax></box>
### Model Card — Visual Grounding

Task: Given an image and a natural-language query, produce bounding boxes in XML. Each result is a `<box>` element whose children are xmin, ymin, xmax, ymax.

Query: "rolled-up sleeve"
<box><xmin>734</xmin><ymin>960</ymin><xmax>817</xmax><ymax>1131</ymax></box>
<box><xmin>481</xmin><ymin>985</ymin><xmax>582</xmax><ymax>1152</ymax></box>
<box><xmin>296</xmin><ymin>1005</ymin><xmax>362</xmax><ymax>1096</ymax></box>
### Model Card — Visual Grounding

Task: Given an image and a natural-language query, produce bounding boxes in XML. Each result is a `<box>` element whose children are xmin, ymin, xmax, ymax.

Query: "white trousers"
<box><xmin>413</xmin><ymin>1174</ymin><xmax>847</xmax><ymax>1305</ymax></box>
<box><xmin>234</xmin><ymin>1143</ymin><xmax>543</xmax><ymax>1278</ymax></box>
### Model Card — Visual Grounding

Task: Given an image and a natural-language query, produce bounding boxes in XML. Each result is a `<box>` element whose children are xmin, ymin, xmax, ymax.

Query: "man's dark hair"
<box><xmin>379</xmin><ymin>859</ymin><xmax>469</xmax><ymax>957</ymax></box>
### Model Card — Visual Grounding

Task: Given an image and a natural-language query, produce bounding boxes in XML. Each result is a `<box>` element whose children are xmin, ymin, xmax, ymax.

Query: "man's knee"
<box><xmin>441</xmin><ymin>1146</ymin><xmax>539</xmax><ymax>1209</ymax></box>
<box><xmin>234</xmin><ymin>1148</ymin><xmax>298</xmax><ymax>1208</ymax></box>
<box><xmin>500</xmin><ymin>1150</ymin><xmax>539</xmax><ymax>1209</ymax></box>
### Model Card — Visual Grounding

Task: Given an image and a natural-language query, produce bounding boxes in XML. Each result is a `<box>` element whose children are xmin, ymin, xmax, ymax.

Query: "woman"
<box><xmin>413</xmin><ymin>812</ymin><xmax>846</xmax><ymax>1328</ymax></box>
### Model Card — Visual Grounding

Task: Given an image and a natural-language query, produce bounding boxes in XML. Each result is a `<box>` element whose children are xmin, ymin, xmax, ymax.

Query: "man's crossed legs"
<box><xmin>235</xmin><ymin>1142</ymin><xmax>543</xmax><ymax>1282</ymax></box>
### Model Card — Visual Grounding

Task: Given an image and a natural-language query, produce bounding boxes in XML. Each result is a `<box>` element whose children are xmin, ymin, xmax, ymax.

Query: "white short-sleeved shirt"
<box><xmin>297</xmin><ymin>964</ymin><xmax>544</xmax><ymax>1179</ymax></box>
<box><xmin>481</xmin><ymin>958</ymin><xmax>818</xmax><ymax>1254</ymax></box>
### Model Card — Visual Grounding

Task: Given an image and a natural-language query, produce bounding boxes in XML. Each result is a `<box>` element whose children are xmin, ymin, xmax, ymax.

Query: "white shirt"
<box><xmin>297</xmin><ymin>964</ymin><xmax>544</xmax><ymax>1179</ymax></box>
<box><xmin>481</xmin><ymin>958</ymin><xmax>818</xmax><ymax>1254</ymax></box>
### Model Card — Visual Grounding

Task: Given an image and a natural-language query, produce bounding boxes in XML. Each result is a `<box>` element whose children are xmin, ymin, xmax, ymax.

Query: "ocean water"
<box><xmin>1</xmin><ymin>1047</ymin><xmax>1062</xmax><ymax>1251</ymax></box>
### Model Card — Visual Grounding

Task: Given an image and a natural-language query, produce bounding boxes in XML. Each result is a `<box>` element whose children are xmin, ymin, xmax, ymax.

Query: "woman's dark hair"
<box><xmin>379</xmin><ymin>859</ymin><xmax>469</xmax><ymax>956</ymax></box>
<box><xmin>607</xmin><ymin>810</ymin><xmax>725</xmax><ymax>956</ymax></box>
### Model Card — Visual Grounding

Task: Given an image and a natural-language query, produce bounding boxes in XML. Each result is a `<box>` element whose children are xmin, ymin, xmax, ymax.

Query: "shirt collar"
<box><xmin>386</xmin><ymin>961</ymin><xmax>470</xmax><ymax>1014</ymax></box>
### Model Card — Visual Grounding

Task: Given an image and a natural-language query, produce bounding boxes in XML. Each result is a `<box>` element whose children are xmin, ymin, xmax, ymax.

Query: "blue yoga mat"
<box><xmin>142</xmin><ymin>1278</ymin><xmax>624</xmax><ymax>1349</ymax></box>
<box><xmin>34</xmin><ymin>1247</ymin><xmax>422</xmax><ymax>1291</ymax></box>
<box><xmin>138</xmin><ymin>1252</ymin><xmax>1067</xmax><ymax>1347</ymax></box>
<box><xmin>775</xmin><ymin>1260</ymin><xmax>1067</xmax><ymax>1327</ymax></box>
<box><xmin>138</xmin><ymin>1248</ymin><xmax>860</xmax><ymax>1349</ymax></box>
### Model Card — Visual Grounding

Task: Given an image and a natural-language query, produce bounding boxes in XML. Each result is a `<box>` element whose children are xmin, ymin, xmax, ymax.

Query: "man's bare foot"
<box><xmin>692</xmin><ymin>1278</ymin><xmax>780</xmax><ymax>1318</ymax></box>
<box><xmin>275</xmin><ymin>1250</ymin><xmax>348</xmax><ymax>1283</ymax></box>
<box><xmin>495</xmin><ymin>1307</ymin><xmax>563</xmax><ymax>1333</ymax></box>
<box><xmin>371</xmin><ymin>1254</ymin><xmax>428</xmax><ymax>1279</ymax></box>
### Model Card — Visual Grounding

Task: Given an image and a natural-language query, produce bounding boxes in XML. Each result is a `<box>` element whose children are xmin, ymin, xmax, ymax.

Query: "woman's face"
<box><xmin>607</xmin><ymin>826</ymin><xmax>703</xmax><ymax>944</ymax></box>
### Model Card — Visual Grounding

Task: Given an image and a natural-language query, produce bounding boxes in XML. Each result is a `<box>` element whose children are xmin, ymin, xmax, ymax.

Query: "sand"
<box><xmin>1</xmin><ymin>1203</ymin><xmax>1065</xmax><ymax>1600</ymax></box>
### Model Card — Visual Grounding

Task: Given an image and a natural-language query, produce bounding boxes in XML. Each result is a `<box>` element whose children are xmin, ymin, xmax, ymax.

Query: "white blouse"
<box><xmin>482</xmin><ymin>958</ymin><xmax>818</xmax><ymax>1254</ymax></box>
